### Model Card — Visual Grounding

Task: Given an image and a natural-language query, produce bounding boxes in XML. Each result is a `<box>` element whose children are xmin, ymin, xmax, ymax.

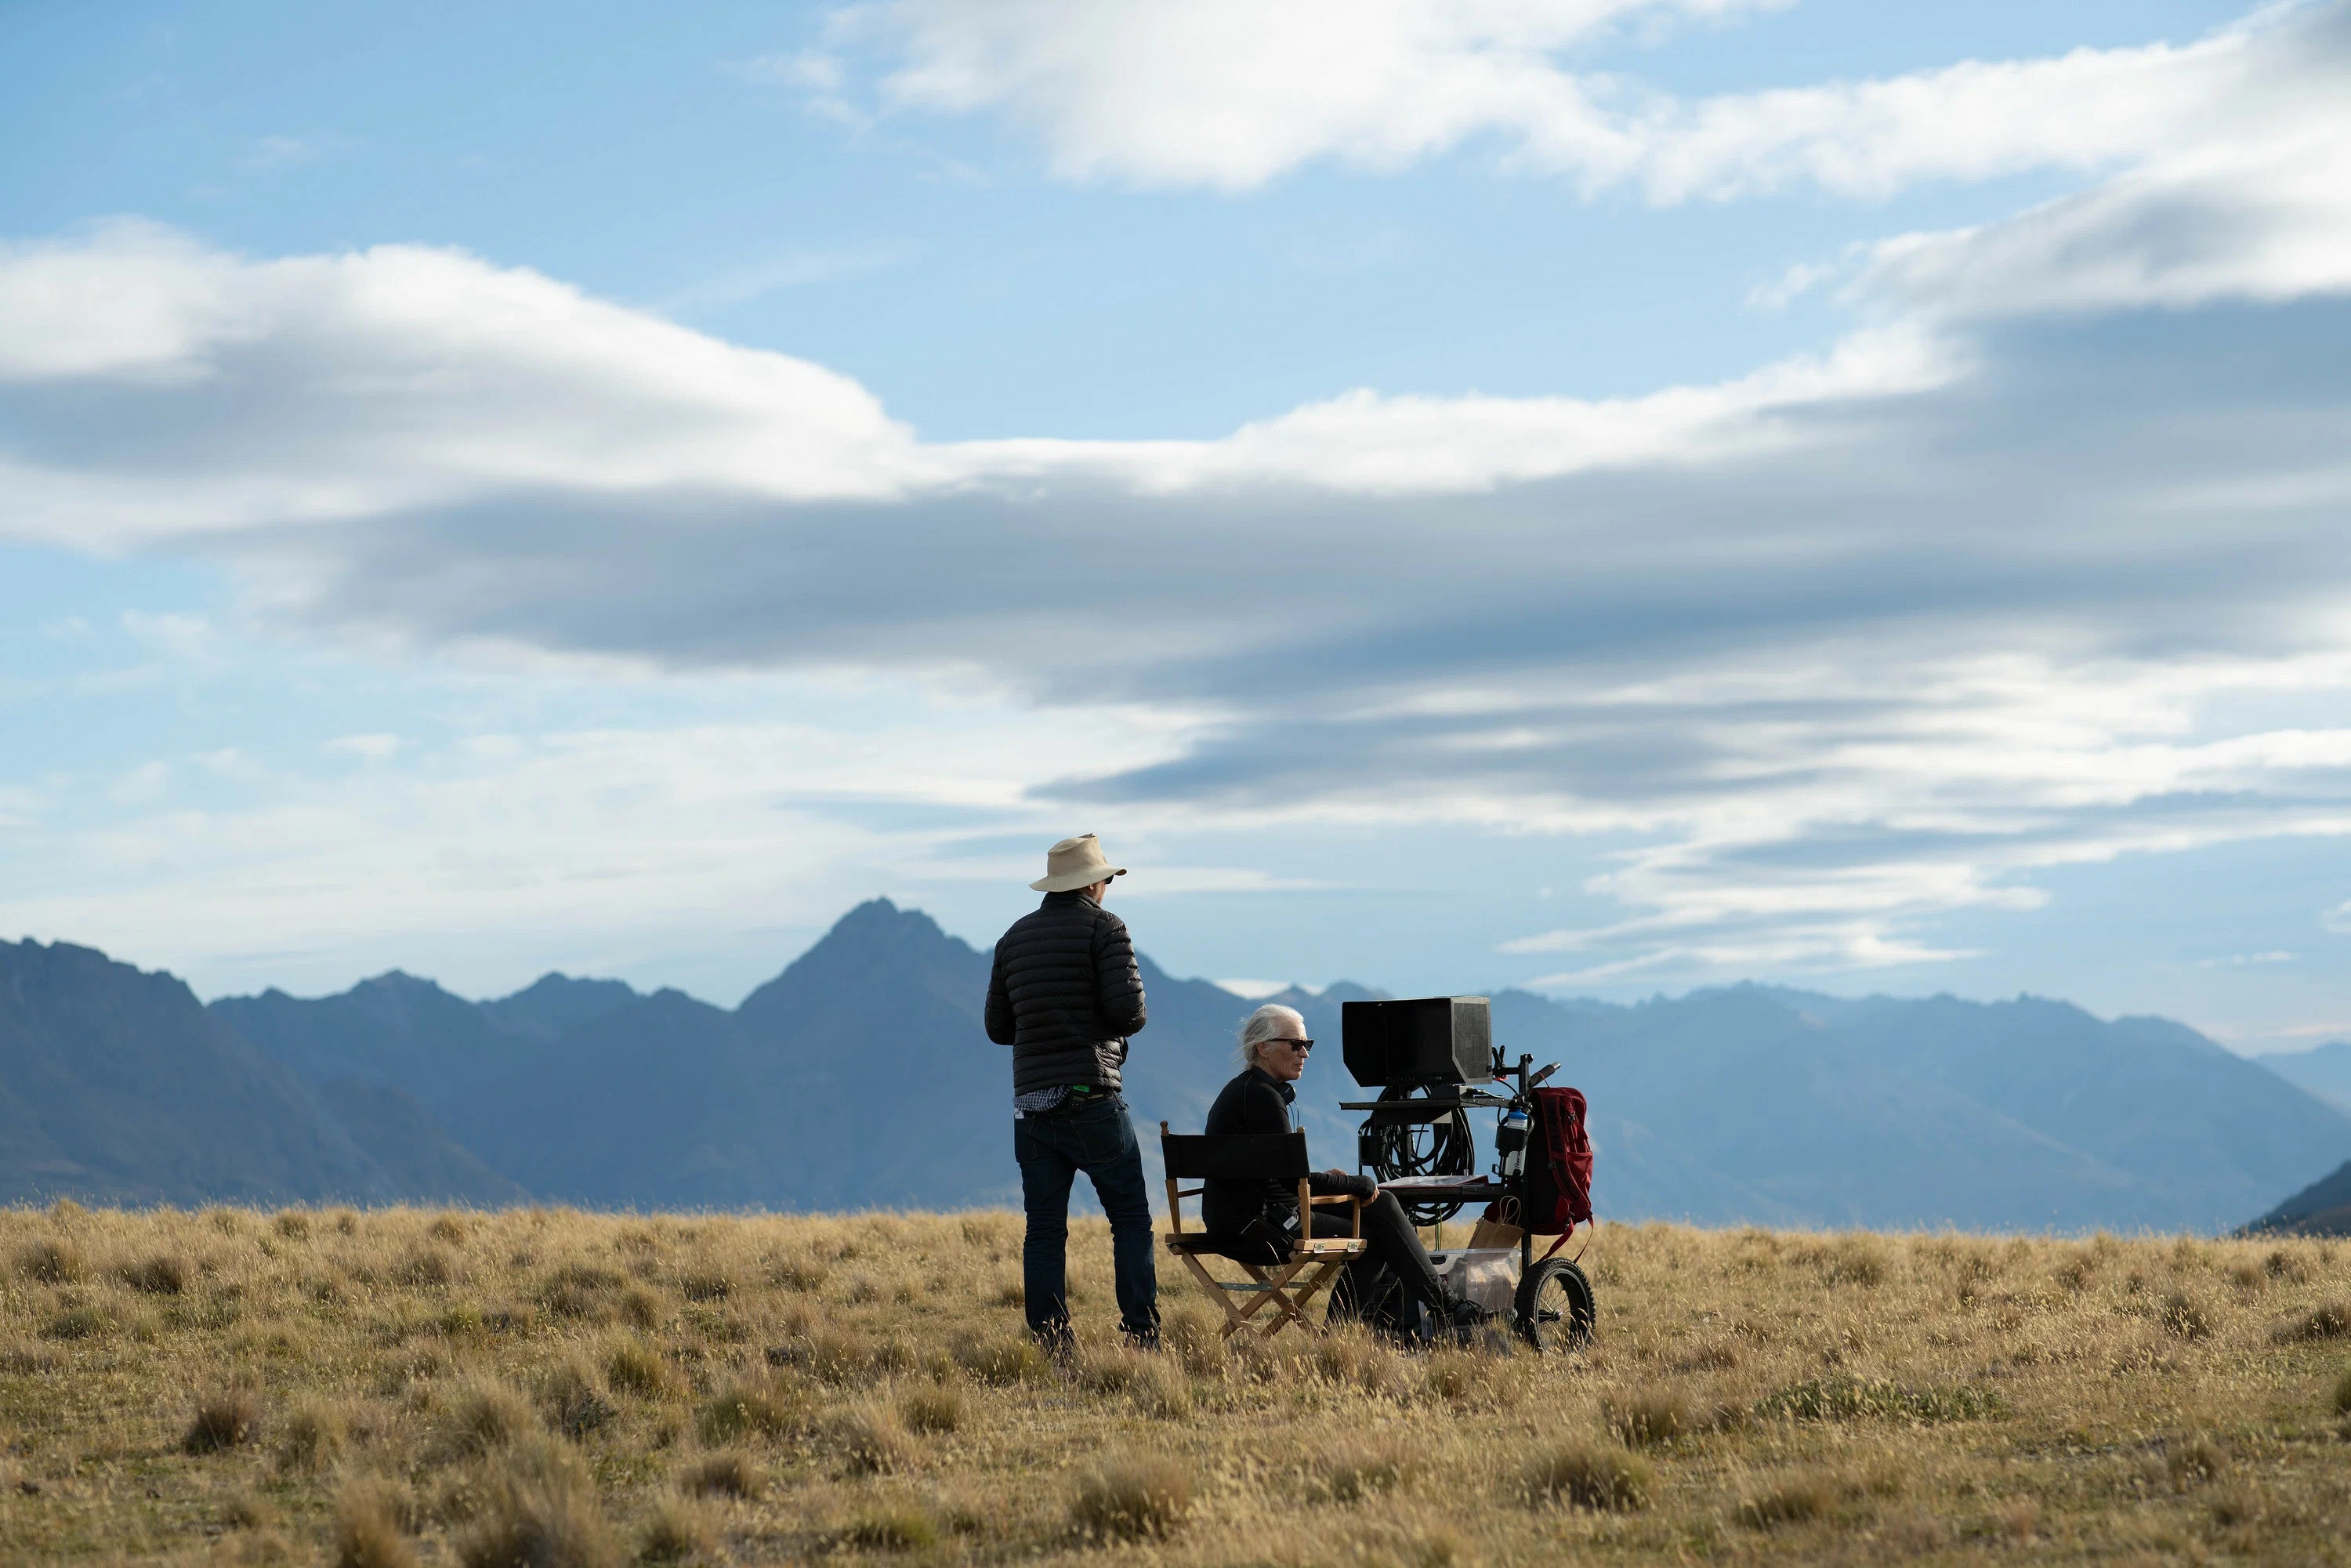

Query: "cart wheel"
<box><xmin>1514</xmin><ymin>1258</ymin><xmax>1595</xmax><ymax>1352</ymax></box>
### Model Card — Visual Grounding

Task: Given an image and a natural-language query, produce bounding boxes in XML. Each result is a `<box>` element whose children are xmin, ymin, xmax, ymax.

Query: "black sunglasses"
<box><xmin>1273</xmin><ymin>1037</ymin><xmax>1314</xmax><ymax>1052</ymax></box>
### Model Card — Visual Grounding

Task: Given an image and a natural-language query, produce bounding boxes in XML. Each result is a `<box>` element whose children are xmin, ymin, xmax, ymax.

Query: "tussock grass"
<box><xmin>694</xmin><ymin>1377</ymin><xmax>795</xmax><ymax>1443</ymax></box>
<box><xmin>183</xmin><ymin>1387</ymin><xmax>262</xmax><ymax>1453</ymax></box>
<box><xmin>2277</xmin><ymin>1298</ymin><xmax>2351</xmax><ymax>1342</ymax></box>
<box><xmin>437</xmin><ymin>1377</ymin><xmax>535</xmax><ymax>1460</ymax></box>
<box><xmin>332</xmin><ymin>1477</ymin><xmax>418</xmax><ymax>1568</ymax></box>
<box><xmin>1</xmin><ymin>1206</ymin><xmax>2346</xmax><ymax>1563</ymax></box>
<box><xmin>1735</xmin><ymin>1468</ymin><xmax>1839</xmax><ymax>1528</ymax></box>
<box><xmin>828</xmin><ymin>1401</ymin><xmax>915</xmax><ymax>1475</ymax></box>
<box><xmin>1752</xmin><ymin>1373</ymin><xmax>2001</xmax><ymax>1424</ymax></box>
<box><xmin>542</xmin><ymin>1356</ymin><xmax>617</xmax><ymax>1439</ymax></box>
<box><xmin>680</xmin><ymin>1448</ymin><xmax>760</xmax><ymax>1499</ymax></box>
<box><xmin>840</xmin><ymin>1499</ymin><xmax>942</xmax><ymax>1551</ymax></box>
<box><xmin>1523</xmin><ymin>1439</ymin><xmax>1654</xmax><ymax>1510</ymax></box>
<box><xmin>1311</xmin><ymin>1436</ymin><xmax>1415</xmax><ymax>1501</ymax></box>
<box><xmin>636</xmin><ymin>1492</ymin><xmax>714</xmax><ymax>1562</ymax></box>
<box><xmin>1070</xmin><ymin>1456</ymin><xmax>1194</xmax><ymax>1541</ymax></box>
<box><xmin>899</xmin><ymin>1383</ymin><xmax>964</xmax><ymax>1434</ymax></box>
<box><xmin>14</xmin><ymin>1236</ymin><xmax>84</xmax><ymax>1284</ymax></box>
<box><xmin>1603</xmin><ymin>1384</ymin><xmax>1692</xmax><ymax>1447</ymax></box>
<box><xmin>2166</xmin><ymin>1432</ymin><xmax>2229</xmax><ymax>1489</ymax></box>
<box><xmin>453</xmin><ymin>1439</ymin><xmax>616</xmax><ymax>1568</ymax></box>
<box><xmin>2160</xmin><ymin>1287</ymin><xmax>2217</xmax><ymax>1339</ymax></box>
<box><xmin>276</xmin><ymin>1395</ymin><xmax>349</xmax><ymax>1473</ymax></box>
<box><xmin>118</xmin><ymin>1250</ymin><xmax>189</xmax><ymax>1294</ymax></box>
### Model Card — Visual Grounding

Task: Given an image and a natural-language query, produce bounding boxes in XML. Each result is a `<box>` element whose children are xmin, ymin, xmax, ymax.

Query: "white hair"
<box><xmin>1238</xmin><ymin>1004</ymin><xmax>1305</xmax><ymax>1070</ymax></box>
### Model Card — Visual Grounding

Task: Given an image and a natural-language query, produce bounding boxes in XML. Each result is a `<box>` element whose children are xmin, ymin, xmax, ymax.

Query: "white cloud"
<box><xmin>792</xmin><ymin>0</ymin><xmax>2308</xmax><ymax>202</ymax></box>
<box><xmin>0</xmin><ymin>693</ymin><xmax>1191</xmax><ymax>996</ymax></box>
<box><xmin>1215</xmin><ymin>979</ymin><xmax>1291</xmax><ymax>998</ymax></box>
<box><xmin>6</xmin><ymin>8</ymin><xmax>2351</xmax><ymax>986</ymax></box>
<box><xmin>651</xmin><ymin>241</ymin><xmax>911</xmax><ymax>315</ymax></box>
<box><xmin>0</xmin><ymin>221</ymin><xmax>916</xmax><ymax>550</ymax></box>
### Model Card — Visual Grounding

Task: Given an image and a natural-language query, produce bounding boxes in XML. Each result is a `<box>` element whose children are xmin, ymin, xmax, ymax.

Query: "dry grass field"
<box><xmin>1</xmin><ymin>1204</ymin><xmax>2347</xmax><ymax>1566</ymax></box>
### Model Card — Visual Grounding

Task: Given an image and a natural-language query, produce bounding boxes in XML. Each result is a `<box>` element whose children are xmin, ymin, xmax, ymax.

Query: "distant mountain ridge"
<box><xmin>2243</xmin><ymin>1160</ymin><xmax>2351</xmax><ymax>1237</ymax></box>
<box><xmin>4</xmin><ymin>902</ymin><xmax>2346</xmax><ymax>1228</ymax></box>
<box><xmin>2259</xmin><ymin>1041</ymin><xmax>2351</xmax><ymax>1114</ymax></box>
<box><xmin>0</xmin><ymin>940</ymin><xmax>515</xmax><ymax>1206</ymax></box>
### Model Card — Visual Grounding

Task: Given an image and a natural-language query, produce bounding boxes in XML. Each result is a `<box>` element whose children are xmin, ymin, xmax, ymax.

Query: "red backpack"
<box><xmin>1522</xmin><ymin>1086</ymin><xmax>1593</xmax><ymax>1237</ymax></box>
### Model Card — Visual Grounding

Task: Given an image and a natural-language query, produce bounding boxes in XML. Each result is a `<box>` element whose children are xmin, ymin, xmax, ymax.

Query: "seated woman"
<box><xmin>1201</xmin><ymin>1003</ymin><xmax>1491</xmax><ymax>1340</ymax></box>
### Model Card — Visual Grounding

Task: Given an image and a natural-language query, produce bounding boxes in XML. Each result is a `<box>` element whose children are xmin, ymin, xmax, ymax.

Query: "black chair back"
<box><xmin>1161</xmin><ymin>1129</ymin><xmax>1309</xmax><ymax>1182</ymax></box>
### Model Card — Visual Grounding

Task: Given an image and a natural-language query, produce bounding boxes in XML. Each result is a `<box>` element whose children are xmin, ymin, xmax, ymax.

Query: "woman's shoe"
<box><xmin>1443</xmin><ymin>1295</ymin><xmax>1495</xmax><ymax>1344</ymax></box>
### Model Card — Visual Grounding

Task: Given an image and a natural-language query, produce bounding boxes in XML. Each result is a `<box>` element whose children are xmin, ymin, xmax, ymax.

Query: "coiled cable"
<box><xmin>1361</xmin><ymin>1082</ymin><xmax>1476</xmax><ymax>1225</ymax></box>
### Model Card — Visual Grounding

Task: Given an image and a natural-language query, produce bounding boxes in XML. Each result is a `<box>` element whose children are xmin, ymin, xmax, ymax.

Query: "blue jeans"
<box><xmin>1013</xmin><ymin>1094</ymin><xmax>1158</xmax><ymax>1345</ymax></box>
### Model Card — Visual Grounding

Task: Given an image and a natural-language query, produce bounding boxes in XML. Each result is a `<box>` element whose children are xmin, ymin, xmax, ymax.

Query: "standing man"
<box><xmin>985</xmin><ymin>834</ymin><xmax>1157</xmax><ymax>1353</ymax></box>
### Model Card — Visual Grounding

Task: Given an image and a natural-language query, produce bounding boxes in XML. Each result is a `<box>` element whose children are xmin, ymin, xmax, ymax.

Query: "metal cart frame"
<box><xmin>1341</xmin><ymin>1049</ymin><xmax>1597</xmax><ymax>1350</ymax></box>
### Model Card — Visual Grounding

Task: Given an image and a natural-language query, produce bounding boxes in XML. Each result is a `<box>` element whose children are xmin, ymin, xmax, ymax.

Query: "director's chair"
<box><xmin>1159</xmin><ymin>1122</ymin><xmax>1366</xmax><ymax>1341</ymax></box>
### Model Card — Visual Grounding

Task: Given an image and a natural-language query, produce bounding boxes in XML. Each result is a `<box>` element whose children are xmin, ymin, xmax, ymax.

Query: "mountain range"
<box><xmin>5</xmin><ymin>899</ymin><xmax>2348</xmax><ymax>1233</ymax></box>
<box><xmin>2258</xmin><ymin>1040</ymin><xmax>2351</xmax><ymax>1115</ymax></box>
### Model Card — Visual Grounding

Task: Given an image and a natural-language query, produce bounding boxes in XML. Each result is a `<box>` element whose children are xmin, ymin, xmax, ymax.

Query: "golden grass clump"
<box><xmin>332</xmin><ymin>1477</ymin><xmax>420</xmax><ymax>1568</ymax></box>
<box><xmin>842</xmin><ymin>1498</ymin><xmax>943</xmax><ymax>1552</ymax></box>
<box><xmin>1420</xmin><ymin>1346</ymin><xmax>1518</xmax><ymax>1410</ymax></box>
<box><xmin>696</xmin><ymin>1378</ymin><xmax>797</xmax><ymax>1444</ymax></box>
<box><xmin>1070</xmin><ymin>1456</ymin><xmax>1195</xmax><ymax>1541</ymax></box>
<box><xmin>437</xmin><ymin>1378</ymin><xmax>537</xmax><ymax>1460</ymax></box>
<box><xmin>829</xmin><ymin>1401</ymin><xmax>916</xmax><ymax>1475</ymax></box>
<box><xmin>118</xmin><ymin>1250</ymin><xmax>190</xmax><ymax>1295</ymax></box>
<box><xmin>1523</xmin><ymin>1439</ymin><xmax>1654</xmax><ymax>1511</ymax></box>
<box><xmin>0</xmin><ymin>1337</ymin><xmax>59</xmax><ymax>1374</ymax></box>
<box><xmin>544</xmin><ymin>1358</ymin><xmax>617</xmax><ymax>1439</ymax></box>
<box><xmin>1312</xmin><ymin>1436</ymin><xmax>1415</xmax><ymax>1501</ymax></box>
<box><xmin>276</xmin><ymin>1395</ymin><xmax>349</xmax><ymax>1473</ymax></box>
<box><xmin>637</xmin><ymin>1493</ymin><xmax>715</xmax><ymax>1562</ymax></box>
<box><xmin>2160</xmin><ymin>1288</ymin><xmax>2217</xmax><ymax>1341</ymax></box>
<box><xmin>682</xmin><ymin>1448</ymin><xmax>761</xmax><ymax>1499</ymax></box>
<box><xmin>900</xmin><ymin>1383</ymin><xmax>965</xmax><ymax>1434</ymax></box>
<box><xmin>1603</xmin><ymin>1383</ymin><xmax>1692</xmax><ymax>1447</ymax></box>
<box><xmin>2165</xmin><ymin>1432</ymin><xmax>2229</xmax><ymax>1490</ymax></box>
<box><xmin>1735</xmin><ymin>1468</ymin><xmax>1841</xmax><ymax>1528</ymax></box>
<box><xmin>41</xmin><ymin>1302</ymin><xmax>107</xmax><ymax>1341</ymax></box>
<box><xmin>15</xmin><ymin>1236</ymin><xmax>85</xmax><ymax>1283</ymax></box>
<box><xmin>183</xmin><ymin>1387</ymin><xmax>263</xmax><ymax>1454</ymax></box>
<box><xmin>2276</xmin><ymin>1299</ymin><xmax>2351</xmax><ymax>1342</ymax></box>
<box><xmin>453</xmin><ymin>1439</ymin><xmax>618</xmax><ymax>1568</ymax></box>
<box><xmin>1128</xmin><ymin>1351</ymin><xmax>1195</xmax><ymax>1417</ymax></box>
<box><xmin>601</xmin><ymin>1332</ymin><xmax>669</xmax><ymax>1396</ymax></box>
<box><xmin>951</xmin><ymin>1330</ymin><xmax>1045</xmax><ymax>1385</ymax></box>
<box><xmin>5</xmin><ymin>1207</ymin><xmax>2349</xmax><ymax>1563</ymax></box>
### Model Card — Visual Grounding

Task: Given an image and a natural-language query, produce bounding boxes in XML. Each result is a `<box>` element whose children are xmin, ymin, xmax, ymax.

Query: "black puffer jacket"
<box><xmin>984</xmin><ymin>892</ymin><xmax>1147</xmax><ymax>1095</ymax></box>
<box><xmin>1201</xmin><ymin>1066</ymin><xmax>1375</xmax><ymax>1238</ymax></box>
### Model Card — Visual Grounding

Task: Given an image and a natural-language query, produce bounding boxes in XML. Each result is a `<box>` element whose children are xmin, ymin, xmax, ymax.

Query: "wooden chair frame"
<box><xmin>1159</xmin><ymin>1121</ymin><xmax>1366</xmax><ymax>1340</ymax></box>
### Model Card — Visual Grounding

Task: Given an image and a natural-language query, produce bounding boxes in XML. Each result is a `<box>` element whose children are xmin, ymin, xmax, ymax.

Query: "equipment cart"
<box><xmin>1339</xmin><ymin>997</ymin><xmax>1597</xmax><ymax>1350</ymax></box>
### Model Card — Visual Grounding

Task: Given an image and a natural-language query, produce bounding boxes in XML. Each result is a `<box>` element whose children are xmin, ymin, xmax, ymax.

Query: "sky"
<box><xmin>3</xmin><ymin>1</ymin><xmax>2349</xmax><ymax>1052</ymax></box>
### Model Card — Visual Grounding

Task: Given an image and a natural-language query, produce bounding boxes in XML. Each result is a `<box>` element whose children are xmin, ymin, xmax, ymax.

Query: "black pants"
<box><xmin>1219</xmin><ymin>1191</ymin><xmax>1450</xmax><ymax>1320</ymax></box>
<box><xmin>1012</xmin><ymin>1095</ymin><xmax>1157</xmax><ymax>1345</ymax></box>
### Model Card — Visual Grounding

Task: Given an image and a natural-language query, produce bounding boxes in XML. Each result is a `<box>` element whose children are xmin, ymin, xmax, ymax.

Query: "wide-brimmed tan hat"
<box><xmin>1030</xmin><ymin>833</ymin><xmax>1128</xmax><ymax>893</ymax></box>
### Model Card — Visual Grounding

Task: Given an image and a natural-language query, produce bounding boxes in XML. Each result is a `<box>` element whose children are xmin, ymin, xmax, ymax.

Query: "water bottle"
<box><xmin>1496</xmin><ymin>1108</ymin><xmax>1529</xmax><ymax>1179</ymax></box>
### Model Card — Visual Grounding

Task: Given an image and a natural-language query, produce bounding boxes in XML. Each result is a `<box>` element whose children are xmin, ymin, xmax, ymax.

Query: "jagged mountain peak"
<box><xmin>734</xmin><ymin>897</ymin><xmax>986</xmax><ymax>1034</ymax></box>
<box><xmin>485</xmin><ymin>972</ymin><xmax>641</xmax><ymax>1040</ymax></box>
